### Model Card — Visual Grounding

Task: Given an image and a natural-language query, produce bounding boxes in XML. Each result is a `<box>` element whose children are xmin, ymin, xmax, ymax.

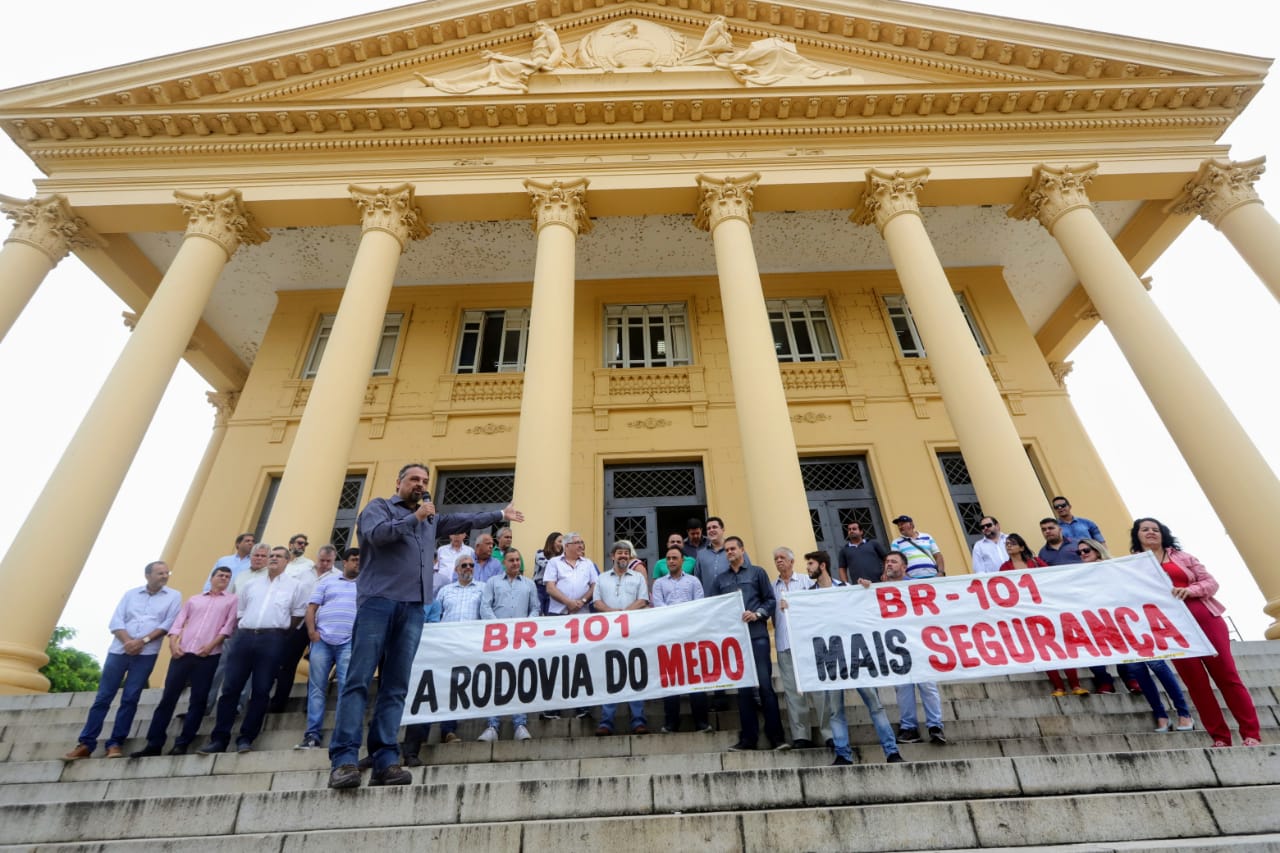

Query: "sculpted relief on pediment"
<box><xmin>414</xmin><ymin>17</ymin><xmax>858</xmax><ymax>95</ymax></box>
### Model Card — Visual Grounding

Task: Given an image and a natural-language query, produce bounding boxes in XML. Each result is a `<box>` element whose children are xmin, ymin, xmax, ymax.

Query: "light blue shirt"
<box><xmin>437</xmin><ymin>581</ymin><xmax>484</xmax><ymax>622</ymax></box>
<box><xmin>204</xmin><ymin>552</ymin><xmax>252</xmax><ymax>592</ymax></box>
<box><xmin>107</xmin><ymin>585</ymin><xmax>182</xmax><ymax>656</ymax></box>
<box><xmin>1059</xmin><ymin>517</ymin><xmax>1104</xmax><ymax>544</ymax></box>
<box><xmin>481</xmin><ymin>574</ymin><xmax>539</xmax><ymax>619</ymax></box>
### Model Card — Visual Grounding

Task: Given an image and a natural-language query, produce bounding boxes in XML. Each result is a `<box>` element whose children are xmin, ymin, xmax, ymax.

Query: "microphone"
<box><xmin>422</xmin><ymin>490</ymin><xmax>435</xmax><ymax>523</ymax></box>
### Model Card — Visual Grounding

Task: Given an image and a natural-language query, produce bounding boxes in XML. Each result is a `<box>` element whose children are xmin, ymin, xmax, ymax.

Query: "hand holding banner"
<box><xmin>403</xmin><ymin>592</ymin><xmax>757</xmax><ymax>724</ymax></box>
<box><xmin>788</xmin><ymin>552</ymin><xmax>1214</xmax><ymax>692</ymax></box>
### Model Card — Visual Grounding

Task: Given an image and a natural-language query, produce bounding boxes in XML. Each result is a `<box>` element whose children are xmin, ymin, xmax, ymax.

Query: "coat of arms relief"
<box><xmin>415</xmin><ymin>17</ymin><xmax>857</xmax><ymax>94</ymax></box>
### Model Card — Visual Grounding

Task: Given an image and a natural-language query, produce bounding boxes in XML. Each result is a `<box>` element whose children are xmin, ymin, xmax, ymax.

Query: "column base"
<box><xmin>1264</xmin><ymin>598</ymin><xmax>1280</xmax><ymax>641</ymax></box>
<box><xmin>0</xmin><ymin>641</ymin><xmax>52</xmax><ymax>695</ymax></box>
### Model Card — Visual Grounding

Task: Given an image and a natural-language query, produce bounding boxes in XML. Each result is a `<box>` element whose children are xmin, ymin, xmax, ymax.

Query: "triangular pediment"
<box><xmin>0</xmin><ymin>0</ymin><xmax>1269</xmax><ymax>150</ymax></box>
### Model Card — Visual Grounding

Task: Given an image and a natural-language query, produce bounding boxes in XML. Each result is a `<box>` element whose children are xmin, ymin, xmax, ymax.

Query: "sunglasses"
<box><xmin>1053</xmin><ymin>504</ymin><xmax>1068</xmax><ymax>510</ymax></box>
<box><xmin>980</xmin><ymin>523</ymin><xmax>995</xmax><ymax>529</ymax></box>
<box><xmin>1077</xmin><ymin>546</ymin><xmax>1094</xmax><ymax>555</ymax></box>
<box><xmin>457</xmin><ymin>562</ymin><xmax>475</xmax><ymax>568</ymax></box>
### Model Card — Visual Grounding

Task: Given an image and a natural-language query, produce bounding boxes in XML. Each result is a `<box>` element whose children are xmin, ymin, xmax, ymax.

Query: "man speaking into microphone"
<box><xmin>328</xmin><ymin>462</ymin><xmax>524</xmax><ymax>789</ymax></box>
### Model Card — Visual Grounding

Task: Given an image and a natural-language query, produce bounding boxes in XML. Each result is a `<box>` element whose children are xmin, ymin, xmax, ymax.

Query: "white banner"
<box><xmin>402</xmin><ymin>592</ymin><xmax>758</xmax><ymax>723</ymax></box>
<box><xmin>788</xmin><ymin>553</ymin><xmax>1215</xmax><ymax>692</ymax></box>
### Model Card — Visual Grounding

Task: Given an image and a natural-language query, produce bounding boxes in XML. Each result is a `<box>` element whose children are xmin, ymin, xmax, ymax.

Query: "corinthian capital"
<box><xmin>0</xmin><ymin>194</ymin><xmax>106</xmax><ymax>264</ymax></box>
<box><xmin>1167</xmin><ymin>157</ymin><xmax>1266</xmax><ymax>227</ymax></box>
<box><xmin>350</xmin><ymin>184</ymin><xmax>430</xmax><ymax>250</ymax></box>
<box><xmin>694</xmin><ymin>174</ymin><xmax>759</xmax><ymax>232</ymax></box>
<box><xmin>850</xmin><ymin>168</ymin><xmax>930</xmax><ymax>233</ymax></box>
<box><xmin>525</xmin><ymin>178</ymin><xmax>591</xmax><ymax>235</ymax></box>
<box><xmin>207</xmin><ymin>390</ymin><xmax>240</xmax><ymax>427</ymax></box>
<box><xmin>1008</xmin><ymin>164</ymin><xmax>1098</xmax><ymax>232</ymax></box>
<box><xmin>174</xmin><ymin>189</ymin><xmax>269</xmax><ymax>258</ymax></box>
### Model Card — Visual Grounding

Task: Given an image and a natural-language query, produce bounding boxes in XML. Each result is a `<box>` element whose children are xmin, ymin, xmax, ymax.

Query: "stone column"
<box><xmin>0</xmin><ymin>194</ymin><xmax>105</xmax><ymax>342</ymax></box>
<box><xmin>510</xmin><ymin>179</ymin><xmax>589</xmax><ymax>555</ymax></box>
<box><xmin>1013</xmin><ymin>163</ymin><xmax>1280</xmax><ymax>639</ymax></box>
<box><xmin>1169</xmin><ymin>158</ymin><xmax>1280</xmax><ymax>303</ymax></box>
<box><xmin>0</xmin><ymin>190</ymin><xmax>266</xmax><ymax>693</ymax></box>
<box><xmin>854</xmin><ymin>168</ymin><xmax>1050</xmax><ymax>540</ymax></box>
<box><xmin>161</xmin><ymin>391</ymin><xmax>239</xmax><ymax>569</ymax></box>
<box><xmin>261</xmin><ymin>185</ymin><xmax>428</xmax><ymax>551</ymax></box>
<box><xmin>695</xmin><ymin>174</ymin><xmax>815</xmax><ymax>560</ymax></box>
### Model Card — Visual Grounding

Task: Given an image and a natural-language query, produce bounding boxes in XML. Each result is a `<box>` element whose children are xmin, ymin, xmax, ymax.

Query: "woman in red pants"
<box><xmin>1130</xmin><ymin>517</ymin><xmax>1261</xmax><ymax>747</ymax></box>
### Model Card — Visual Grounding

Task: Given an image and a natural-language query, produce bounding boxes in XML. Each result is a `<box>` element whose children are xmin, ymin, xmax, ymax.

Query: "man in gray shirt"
<box><xmin>478</xmin><ymin>549</ymin><xmax>539</xmax><ymax>741</ymax></box>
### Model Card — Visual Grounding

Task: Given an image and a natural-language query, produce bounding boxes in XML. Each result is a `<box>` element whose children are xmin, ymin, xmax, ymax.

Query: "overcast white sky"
<box><xmin>1</xmin><ymin>0</ymin><xmax>1277</xmax><ymax>661</ymax></box>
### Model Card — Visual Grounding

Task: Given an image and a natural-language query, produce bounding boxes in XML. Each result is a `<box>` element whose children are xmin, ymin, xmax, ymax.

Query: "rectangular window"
<box><xmin>303</xmin><ymin>313</ymin><xmax>403</xmax><ymax>378</ymax></box>
<box><xmin>884</xmin><ymin>294</ymin><xmax>987</xmax><ymax>358</ymax></box>
<box><xmin>454</xmin><ymin>309</ymin><xmax>529</xmax><ymax>373</ymax></box>
<box><xmin>254</xmin><ymin>473</ymin><xmax>366</xmax><ymax>553</ymax></box>
<box><xmin>604</xmin><ymin>303</ymin><xmax>691</xmax><ymax>368</ymax></box>
<box><xmin>767</xmin><ymin>298</ymin><xmax>840</xmax><ymax>362</ymax></box>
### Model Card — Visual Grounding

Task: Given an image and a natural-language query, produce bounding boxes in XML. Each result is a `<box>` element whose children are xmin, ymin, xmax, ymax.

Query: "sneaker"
<box><xmin>197</xmin><ymin>741</ymin><xmax>227</xmax><ymax>755</ymax></box>
<box><xmin>540</xmin><ymin>711</ymin><xmax>562</xmax><ymax>720</ymax></box>
<box><xmin>727</xmin><ymin>741</ymin><xmax>756</xmax><ymax>751</ymax></box>
<box><xmin>774</xmin><ymin>742</ymin><xmax>793</xmax><ymax>751</ymax></box>
<box><xmin>831</xmin><ymin>756</ymin><xmax>853</xmax><ymax>766</ymax></box>
<box><xmin>886</xmin><ymin>752</ymin><xmax>906</xmax><ymax>763</ymax></box>
<box><xmin>477</xmin><ymin>727</ymin><xmax>498</xmax><ymax>743</ymax></box>
<box><xmin>574</xmin><ymin>709</ymin><xmax>592</xmax><ymax>719</ymax></box>
<box><xmin>514</xmin><ymin>725</ymin><xmax>532</xmax><ymax>741</ymax></box>
<box><xmin>294</xmin><ymin>736</ymin><xmax>321</xmax><ymax>750</ymax></box>
<box><xmin>64</xmin><ymin>744</ymin><xmax>92</xmax><ymax>761</ymax></box>
<box><xmin>659</xmin><ymin>726</ymin><xmax>675</xmax><ymax>734</ymax></box>
<box><xmin>1072</xmin><ymin>687</ymin><xmax>1090</xmax><ymax>696</ymax></box>
<box><xmin>595</xmin><ymin>725</ymin><xmax>613</xmax><ymax>737</ymax></box>
<box><xmin>928</xmin><ymin>726</ymin><xmax>947</xmax><ymax>745</ymax></box>
<box><xmin>632</xmin><ymin>725</ymin><xmax>649</xmax><ymax>735</ymax></box>
<box><xmin>896</xmin><ymin>728</ymin><xmax>922</xmax><ymax>744</ymax></box>
<box><xmin>105</xmin><ymin>746</ymin><xmax>123</xmax><ymax>759</ymax></box>
<box><xmin>236</xmin><ymin>742</ymin><xmax>252</xmax><ymax>754</ymax></box>
<box><xmin>696</xmin><ymin>723</ymin><xmax>715</xmax><ymax>733</ymax></box>
<box><xmin>1242</xmin><ymin>737</ymin><xmax>1263</xmax><ymax>747</ymax></box>
<box><xmin>130</xmin><ymin>745</ymin><xmax>163</xmax><ymax>758</ymax></box>
<box><xmin>791</xmin><ymin>738</ymin><xmax>815</xmax><ymax>749</ymax></box>
<box><xmin>442</xmin><ymin>732</ymin><xmax>460</xmax><ymax>744</ymax></box>
<box><xmin>328</xmin><ymin>764</ymin><xmax>362</xmax><ymax>789</ymax></box>
<box><xmin>370</xmin><ymin>764</ymin><xmax>412</xmax><ymax>786</ymax></box>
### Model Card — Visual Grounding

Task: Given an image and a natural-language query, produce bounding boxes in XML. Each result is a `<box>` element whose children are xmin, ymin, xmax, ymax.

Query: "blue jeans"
<box><xmin>78</xmin><ymin>652</ymin><xmax>158</xmax><ymax>751</ymax></box>
<box><xmin>306</xmin><ymin>639</ymin><xmax>352</xmax><ymax>741</ymax></box>
<box><xmin>486</xmin><ymin>714</ymin><xmax>528</xmax><ymax>730</ymax></box>
<box><xmin>1121</xmin><ymin>660</ymin><xmax>1191</xmax><ymax>722</ymax></box>
<box><xmin>210</xmin><ymin>629</ymin><xmax>285</xmax><ymax>748</ymax></box>
<box><xmin>329</xmin><ymin>597</ymin><xmax>424</xmax><ymax>773</ymax></box>
<box><xmin>144</xmin><ymin>652</ymin><xmax>218</xmax><ymax>749</ymax></box>
<box><xmin>739</xmin><ymin>633</ymin><xmax>784</xmax><ymax>747</ymax></box>
<box><xmin>829</xmin><ymin>687</ymin><xmax>899</xmax><ymax>760</ymax></box>
<box><xmin>599</xmin><ymin>701</ymin><xmax>646</xmax><ymax>732</ymax></box>
<box><xmin>895</xmin><ymin>681</ymin><xmax>943</xmax><ymax>730</ymax></box>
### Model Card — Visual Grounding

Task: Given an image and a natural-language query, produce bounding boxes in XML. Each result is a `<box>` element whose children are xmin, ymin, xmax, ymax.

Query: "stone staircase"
<box><xmin>1</xmin><ymin>642</ymin><xmax>1278</xmax><ymax>851</ymax></box>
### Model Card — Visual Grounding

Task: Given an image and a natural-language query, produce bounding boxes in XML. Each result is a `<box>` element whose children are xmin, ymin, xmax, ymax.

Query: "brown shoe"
<box><xmin>105</xmin><ymin>745</ymin><xmax>123</xmax><ymax>758</ymax></box>
<box><xmin>64</xmin><ymin>744</ymin><xmax>92</xmax><ymax>760</ymax></box>
<box><xmin>370</xmin><ymin>764</ymin><xmax>412</xmax><ymax>786</ymax></box>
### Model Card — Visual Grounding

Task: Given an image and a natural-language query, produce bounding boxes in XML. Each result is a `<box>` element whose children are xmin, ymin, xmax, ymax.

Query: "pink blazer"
<box><xmin>1163</xmin><ymin>548</ymin><xmax>1226</xmax><ymax>618</ymax></box>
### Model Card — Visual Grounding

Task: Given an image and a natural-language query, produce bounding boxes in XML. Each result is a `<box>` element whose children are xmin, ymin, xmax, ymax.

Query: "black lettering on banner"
<box><xmin>812</xmin><ymin>636</ymin><xmax>849</xmax><ymax>681</ymax></box>
<box><xmin>570</xmin><ymin>653</ymin><xmax>593</xmax><ymax>698</ymax></box>
<box><xmin>537</xmin><ymin>655</ymin><xmax>562</xmax><ymax>697</ymax></box>
<box><xmin>518</xmin><ymin>659</ymin><xmax>538</xmax><ymax>703</ymax></box>
<box><xmin>627</xmin><ymin>648</ymin><xmax>647</xmax><ymax>690</ymax></box>
<box><xmin>606</xmin><ymin>650</ymin><xmax>628</xmax><ymax>693</ymax></box>
<box><xmin>494</xmin><ymin>662</ymin><xmax>517</xmax><ymax>706</ymax></box>
<box><xmin>410</xmin><ymin>670</ymin><xmax>438</xmax><ymax>715</ymax></box>
<box><xmin>473</xmin><ymin>664</ymin><xmax>493</xmax><ymax>705</ymax></box>
<box><xmin>848</xmin><ymin>633</ymin><xmax>879</xmax><ymax>678</ymax></box>
<box><xmin>886</xmin><ymin>629</ymin><xmax>912</xmax><ymax>674</ymax></box>
<box><xmin>449</xmin><ymin>666</ymin><xmax>471</xmax><ymax>711</ymax></box>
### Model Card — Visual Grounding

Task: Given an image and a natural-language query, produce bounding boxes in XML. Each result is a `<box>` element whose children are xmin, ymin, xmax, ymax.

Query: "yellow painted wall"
<box><xmin>171</xmin><ymin>265</ymin><xmax>1130</xmax><ymax>580</ymax></box>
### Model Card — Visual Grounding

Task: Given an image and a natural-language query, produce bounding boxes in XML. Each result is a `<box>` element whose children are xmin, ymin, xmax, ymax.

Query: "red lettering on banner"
<box><xmin>684</xmin><ymin>643</ymin><xmax>701</xmax><ymax>684</ymax></box>
<box><xmin>657</xmin><ymin>644</ymin><xmax>686</xmax><ymax>688</ymax></box>
<box><xmin>1081</xmin><ymin>610</ymin><xmax>1128</xmax><ymax>656</ymax></box>
<box><xmin>722</xmin><ymin>638</ymin><xmax>745</xmax><ymax>680</ymax></box>
<box><xmin>1115</xmin><ymin>607</ymin><xmax>1155</xmax><ymax>657</ymax></box>
<box><xmin>699</xmin><ymin>640</ymin><xmax>724</xmax><ymax>681</ymax></box>
<box><xmin>1143</xmin><ymin>604</ymin><xmax>1190</xmax><ymax>651</ymax></box>
<box><xmin>513</xmin><ymin>621</ymin><xmax>537</xmax><ymax>649</ymax></box>
<box><xmin>948</xmin><ymin>624</ymin><xmax>980</xmax><ymax>668</ymax></box>
<box><xmin>877</xmin><ymin>586</ymin><xmax>907</xmax><ymax>618</ymax></box>
<box><xmin>972</xmin><ymin>622</ymin><xmax>1008</xmax><ymax>665</ymax></box>
<box><xmin>922</xmin><ymin>625</ymin><xmax>956</xmax><ymax>671</ymax></box>
<box><xmin>1026</xmin><ymin>615</ymin><xmax>1066</xmax><ymax>662</ymax></box>
<box><xmin>999</xmin><ymin>619</ymin><xmax>1036</xmax><ymax>663</ymax></box>
<box><xmin>482</xmin><ymin>623</ymin><xmax>507</xmax><ymax>652</ymax></box>
<box><xmin>909</xmin><ymin>584</ymin><xmax>940</xmax><ymax>616</ymax></box>
<box><xmin>1060</xmin><ymin>613</ymin><xmax>1100</xmax><ymax>659</ymax></box>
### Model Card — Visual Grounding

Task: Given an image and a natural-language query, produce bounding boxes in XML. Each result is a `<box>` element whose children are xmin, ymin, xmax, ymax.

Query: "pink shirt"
<box><xmin>170</xmin><ymin>590</ymin><xmax>238</xmax><ymax>654</ymax></box>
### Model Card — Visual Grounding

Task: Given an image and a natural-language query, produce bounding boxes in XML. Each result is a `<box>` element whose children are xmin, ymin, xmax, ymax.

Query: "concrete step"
<box><xmin>0</xmin><ymin>749</ymin><xmax>1274</xmax><ymax>848</ymax></box>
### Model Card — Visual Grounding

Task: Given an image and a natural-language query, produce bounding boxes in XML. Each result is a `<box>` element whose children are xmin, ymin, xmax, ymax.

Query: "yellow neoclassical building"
<box><xmin>1</xmin><ymin>0</ymin><xmax>1279</xmax><ymax>693</ymax></box>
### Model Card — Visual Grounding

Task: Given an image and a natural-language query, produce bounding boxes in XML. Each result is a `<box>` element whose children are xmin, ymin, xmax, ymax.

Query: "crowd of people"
<box><xmin>62</xmin><ymin>466</ymin><xmax>1264</xmax><ymax>788</ymax></box>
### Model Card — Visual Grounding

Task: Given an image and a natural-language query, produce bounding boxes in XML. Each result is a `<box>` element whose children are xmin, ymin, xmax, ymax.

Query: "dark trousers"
<box><xmin>210</xmin><ymin>629</ymin><xmax>286</xmax><ymax>747</ymax></box>
<box><xmin>145</xmin><ymin>653</ymin><xmax>219</xmax><ymax>748</ymax></box>
<box><xmin>663</xmin><ymin>692</ymin><xmax>709</xmax><ymax>731</ymax></box>
<box><xmin>738</xmin><ymin>633</ymin><xmax>784</xmax><ymax>748</ymax></box>
<box><xmin>269</xmin><ymin>626</ymin><xmax>311</xmax><ymax>712</ymax></box>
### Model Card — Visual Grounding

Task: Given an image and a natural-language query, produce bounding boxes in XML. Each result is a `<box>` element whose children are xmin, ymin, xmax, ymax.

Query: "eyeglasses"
<box><xmin>457</xmin><ymin>562</ymin><xmax>475</xmax><ymax>568</ymax></box>
<box><xmin>1077</xmin><ymin>546</ymin><xmax>1094</xmax><ymax>555</ymax></box>
<box><xmin>565</xmin><ymin>540</ymin><xmax>584</xmax><ymax>546</ymax></box>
